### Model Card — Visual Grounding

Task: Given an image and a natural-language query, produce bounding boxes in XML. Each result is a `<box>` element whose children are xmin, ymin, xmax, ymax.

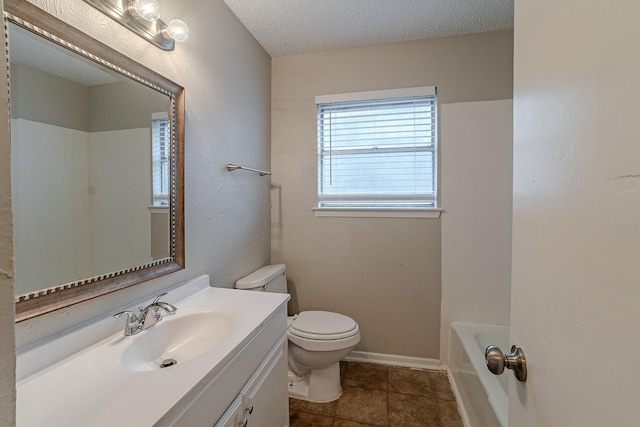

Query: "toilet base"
<box><xmin>287</xmin><ymin>363</ymin><xmax>342</xmax><ymax>403</ymax></box>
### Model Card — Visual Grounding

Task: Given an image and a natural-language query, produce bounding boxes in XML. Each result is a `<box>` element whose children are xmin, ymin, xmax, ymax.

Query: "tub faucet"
<box><xmin>114</xmin><ymin>292</ymin><xmax>177</xmax><ymax>336</ymax></box>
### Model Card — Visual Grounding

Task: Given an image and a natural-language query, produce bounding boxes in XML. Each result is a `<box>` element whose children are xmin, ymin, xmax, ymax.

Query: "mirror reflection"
<box><xmin>10</xmin><ymin>23</ymin><xmax>172</xmax><ymax>296</ymax></box>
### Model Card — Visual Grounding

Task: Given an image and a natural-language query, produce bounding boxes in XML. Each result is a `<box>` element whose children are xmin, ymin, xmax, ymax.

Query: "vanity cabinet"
<box><xmin>215</xmin><ymin>339</ymin><xmax>288</xmax><ymax>427</ymax></box>
<box><xmin>214</xmin><ymin>396</ymin><xmax>244</xmax><ymax>427</ymax></box>
<box><xmin>164</xmin><ymin>305</ymin><xmax>289</xmax><ymax>427</ymax></box>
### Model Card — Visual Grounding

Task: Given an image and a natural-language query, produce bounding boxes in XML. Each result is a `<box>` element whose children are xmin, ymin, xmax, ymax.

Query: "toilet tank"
<box><xmin>235</xmin><ymin>264</ymin><xmax>287</xmax><ymax>293</ymax></box>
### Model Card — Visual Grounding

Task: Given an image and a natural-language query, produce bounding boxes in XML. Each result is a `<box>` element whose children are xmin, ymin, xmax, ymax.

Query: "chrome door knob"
<box><xmin>485</xmin><ymin>345</ymin><xmax>527</xmax><ymax>382</ymax></box>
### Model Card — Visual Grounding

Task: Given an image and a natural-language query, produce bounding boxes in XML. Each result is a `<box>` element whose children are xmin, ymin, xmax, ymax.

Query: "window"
<box><xmin>151</xmin><ymin>112</ymin><xmax>170</xmax><ymax>206</ymax></box>
<box><xmin>316</xmin><ymin>87</ymin><xmax>437</xmax><ymax>212</ymax></box>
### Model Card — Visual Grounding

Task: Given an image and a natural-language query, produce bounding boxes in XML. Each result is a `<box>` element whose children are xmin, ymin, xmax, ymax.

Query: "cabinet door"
<box><xmin>241</xmin><ymin>340</ymin><xmax>288</xmax><ymax>427</ymax></box>
<box><xmin>214</xmin><ymin>395</ymin><xmax>244</xmax><ymax>427</ymax></box>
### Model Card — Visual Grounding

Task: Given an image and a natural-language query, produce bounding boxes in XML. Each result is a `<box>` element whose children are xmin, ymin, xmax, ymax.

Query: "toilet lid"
<box><xmin>289</xmin><ymin>311</ymin><xmax>358</xmax><ymax>340</ymax></box>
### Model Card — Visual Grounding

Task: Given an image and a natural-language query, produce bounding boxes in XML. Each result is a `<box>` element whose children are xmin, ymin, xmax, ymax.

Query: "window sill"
<box><xmin>312</xmin><ymin>207</ymin><xmax>442</xmax><ymax>219</ymax></box>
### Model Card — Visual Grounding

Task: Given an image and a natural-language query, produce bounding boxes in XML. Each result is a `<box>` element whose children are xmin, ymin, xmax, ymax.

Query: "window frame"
<box><xmin>314</xmin><ymin>87</ymin><xmax>440</xmax><ymax>218</ymax></box>
<box><xmin>151</xmin><ymin>111</ymin><xmax>170</xmax><ymax>208</ymax></box>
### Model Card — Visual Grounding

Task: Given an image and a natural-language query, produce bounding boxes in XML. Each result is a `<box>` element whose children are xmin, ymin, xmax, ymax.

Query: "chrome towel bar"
<box><xmin>226</xmin><ymin>164</ymin><xmax>272</xmax><ymax>176</ymax></box>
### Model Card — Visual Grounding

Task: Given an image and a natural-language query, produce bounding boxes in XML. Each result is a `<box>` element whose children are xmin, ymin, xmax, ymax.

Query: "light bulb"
<box><xmin>131</xmin><ymin>0</ymin><xmax>161</xmax><ymax>22</ymax></box>
<box><xmin>164</xmin><ymin>19</ymin><xmax>189</xmax><ymax>42</ymax></box>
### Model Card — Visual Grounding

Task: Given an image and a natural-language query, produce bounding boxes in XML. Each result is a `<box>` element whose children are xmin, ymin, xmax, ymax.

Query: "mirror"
<box><xmin>7</xmin><ymin>0</ymin><xmax>185</xmax><ymax>321</ymax></box>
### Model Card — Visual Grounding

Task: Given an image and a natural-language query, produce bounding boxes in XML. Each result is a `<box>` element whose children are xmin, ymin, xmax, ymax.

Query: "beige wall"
<box><xmin>88</xmin><ymin>81</ymin><xmax>168</xmax><ymax>131</ymax></box>
<box><xmin>10</xmin><ymin>63</ymin><xmax>88</xmax><ymax>130</ymax></box>
<box><xmin>271</xmin><ymin>31</ymin><xmax>513</xmax><ymax>359</ymax></box>
<box><xmin>11</xmin><ymin>64</ymin><xmax>169</xmax><ymax>132</ymax></box>
<box><xmin>11</xmin><ymin>63</ymin><xmax>169</xmax><ymax>132</ymax></box>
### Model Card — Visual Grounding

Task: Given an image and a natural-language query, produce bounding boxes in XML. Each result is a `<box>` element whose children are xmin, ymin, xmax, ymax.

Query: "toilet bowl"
<box><xmin>235</xmin><ymin>264</ymin><xmax>361</xmax><ymax>402</ymax></box>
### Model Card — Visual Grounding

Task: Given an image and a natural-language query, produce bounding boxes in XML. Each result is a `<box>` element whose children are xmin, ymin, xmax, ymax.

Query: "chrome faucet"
<box><xmin>114</xmin><ymin>292</ymin><xmax>177</xmax><ymax>336</ymax></box>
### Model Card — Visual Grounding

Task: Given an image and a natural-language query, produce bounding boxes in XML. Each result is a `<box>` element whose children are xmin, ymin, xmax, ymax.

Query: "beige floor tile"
<box><xmin>289</xmin><ymin>410</ymin><xmax>335</xmax><ymax>427</ymax></box>
<box><xmin>388</xmin><ymin>392</ymin><xmax>441</xmax><ymax>427</ymax></box>
<box><xmin>289</xmin><ymin>362</ymin><xmax>463</xmax><ymax>426</ymax></box>
<box><xmin>388</xmin><ymin>366</ymin><xmax>433</xmax><ymax>396</ymax></box>
<box><xmin>428</xmin><ymin>371</ymin><xmax>456</xmax><ymax>401</ymax></box>
<box><xmin>289</xmin><ymin>396</ymin><xmax>339</xmax><ymax>417</ymax></box>
<box><xmin>334</xmin><ymin>419</ymin><xmax>378</xmax><ymax>427</ymax></box>
<box><xmin>343</xmin><ymin>362</ymin><xmax>388</xmax><ymax>391</ymax></box>
<box><xmin>437</xmin><ymin>399</ymin><xmax>464</xmax><ymax>427</ymax></box>
<box><xmin>336</xmin><ymin>386</ymin><xmax>388</xmax><ymax>426</ymax></box>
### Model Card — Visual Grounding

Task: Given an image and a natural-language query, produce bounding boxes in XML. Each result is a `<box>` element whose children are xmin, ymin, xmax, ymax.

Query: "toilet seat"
<box><xmin>287</xmin><ymin>311</ymin><xmax>361</xmax><ymax>352</ymax></box>
<box><xmin>289</xmin><ymin>311</ymin><xmax>358</xmax><ymax>340</ymax></box>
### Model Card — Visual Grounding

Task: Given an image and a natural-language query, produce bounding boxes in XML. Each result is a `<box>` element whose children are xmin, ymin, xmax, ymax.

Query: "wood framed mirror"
<box><xmin>6</xmin><ymin>0</ymin><xmax>185</xmax><ymax>322</ymax></box>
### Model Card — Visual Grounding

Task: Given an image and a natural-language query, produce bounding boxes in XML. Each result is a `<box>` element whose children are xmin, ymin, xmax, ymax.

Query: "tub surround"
<box><xmin>449</xmin><ymin>323</ymin><xmax>508</xmax><ymax>427</ymax></box>
<box><xmin>440</xmin><ymin>100</ymin><xmax>513</xmax><ymax>366</ymax></box>
<box><xmin>17</xmin><ymin>275</ymin><xmax>289</xmax><ymax>426</ymax></box>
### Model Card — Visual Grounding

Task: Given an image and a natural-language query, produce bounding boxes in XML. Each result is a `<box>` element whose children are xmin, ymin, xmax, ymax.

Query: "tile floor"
<box><xmin>289</xmin><ymin>361</ymin><xmax>464</xmax><ymax>427</ymax></box>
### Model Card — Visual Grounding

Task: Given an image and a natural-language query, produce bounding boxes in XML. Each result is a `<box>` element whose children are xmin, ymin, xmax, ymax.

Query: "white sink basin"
<box><xmin>120</xmin><ymin>311</ymin><xmax>237</xmax><ymax>372</ymax></box>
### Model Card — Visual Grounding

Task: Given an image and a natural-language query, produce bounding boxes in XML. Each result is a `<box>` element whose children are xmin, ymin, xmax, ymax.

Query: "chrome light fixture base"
<box><xmin>83</xmin><ymin>0</ymin><xmax>175</xmax><ymax>50</ymax></box>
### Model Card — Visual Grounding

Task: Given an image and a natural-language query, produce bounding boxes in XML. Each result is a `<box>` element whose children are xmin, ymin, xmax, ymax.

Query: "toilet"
<box><xmin>235</xmin><ymin>264</ymin><xmax>361</xmax><ymax>402</ymax></box>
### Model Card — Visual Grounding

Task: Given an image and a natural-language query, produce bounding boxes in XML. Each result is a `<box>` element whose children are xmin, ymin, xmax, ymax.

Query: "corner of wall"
<box><xmin>0</xmin><ymin>0</ymin><xmax>17</xmax><ymax>421</ymax></box>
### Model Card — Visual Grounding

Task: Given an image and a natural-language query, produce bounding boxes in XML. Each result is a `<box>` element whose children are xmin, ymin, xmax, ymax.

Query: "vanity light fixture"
<box><xmin>83</xmin><ymin>0</ymin><xmax>189</xmax><ymax>51</ymax></box>
<box><xmin>162</xmin><ymin>19</ymin><xmax>190</xmax><ymax>43</ymax></box>
<box><xmin>129</xmin><ymin>0</ymin><xmax>161</xmax><ymax>22</ymax></box>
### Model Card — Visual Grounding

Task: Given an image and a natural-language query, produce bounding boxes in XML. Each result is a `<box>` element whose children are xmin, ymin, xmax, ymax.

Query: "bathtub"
<box><xmin>449</xmin><ymin>323</ymin><xmax>509</xmax><ymax>427</ymax></box>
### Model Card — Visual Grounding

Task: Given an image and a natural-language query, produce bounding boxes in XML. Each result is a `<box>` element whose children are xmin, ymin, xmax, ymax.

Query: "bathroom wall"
<box><xmin>10</xmin><ymin>0</ymin><xmax>272</xmax><ymax>354</ymax></box>
<box><xmin>87</xmin><ymin>80</ymin><xmax>168</xmax><ymax>132</ymax></box>
<box><xmin>11</xmin><ymin>63</ymin><xmax>169</xmax><ymax>131</ymax></box>
<box><xmin>10</xmin><ymin>63</ymin><xmax>88</xmax><ymax>130</ymax></box>
<box><xmin>271</xmin><ymin>31</ymin><xmax>513</xmax><ymax>360</ymax></box>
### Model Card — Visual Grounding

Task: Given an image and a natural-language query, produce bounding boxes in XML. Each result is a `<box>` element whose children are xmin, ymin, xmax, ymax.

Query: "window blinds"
<box><xmin>316</xmin><ymin>87</ymin><xmax>437</xmax><ymax>208</ymax></box>
<box><xmin>151</xmin><ymin>113</ymin><xmax>170</xmax><ymax>206</ymax></box>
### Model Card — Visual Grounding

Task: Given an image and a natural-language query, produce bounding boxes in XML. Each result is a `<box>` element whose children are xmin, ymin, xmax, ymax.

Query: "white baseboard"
<box><xmin>344</xmin><ymin>351</ymin><xmax>442</xmax><ymax>371</ymax></box>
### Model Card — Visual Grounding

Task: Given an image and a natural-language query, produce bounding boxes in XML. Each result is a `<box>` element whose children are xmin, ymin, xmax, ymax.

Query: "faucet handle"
<box><xmin>152</xmin><ymin>292</ymin><xmax>168</xmax><ymax>304</ymax></box>
<box><xmin>152</xmin><ymin>292</ymin><xmax>177</xmax><ymax>315</ymax></box>
<box><xmin>113</xmin><ymin>310</ymin><xmax>141</xmax><ymax>336</ymax></box>
<box><xmin>114</xmin><ymin>310</ymin><xmax>137</xmax><ymax>321</ymax></box>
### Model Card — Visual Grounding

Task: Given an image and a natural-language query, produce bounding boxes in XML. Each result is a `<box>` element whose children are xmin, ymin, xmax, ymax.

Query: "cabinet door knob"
<box><xmin>245</xmin><ymin>405</ymin><xmax>254</xmax><ymax>414</ymax></box>
<box><xmin>239</xmin><ymin>419</ymin><xmax>248</xmax><ymax>427</ymax></box>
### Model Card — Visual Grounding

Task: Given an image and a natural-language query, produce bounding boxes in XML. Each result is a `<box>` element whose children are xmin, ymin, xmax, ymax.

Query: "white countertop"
<box><xmin>16</xmin><ymin>276</ymin><xmax>289</xmax><ymax>426</ymax></box>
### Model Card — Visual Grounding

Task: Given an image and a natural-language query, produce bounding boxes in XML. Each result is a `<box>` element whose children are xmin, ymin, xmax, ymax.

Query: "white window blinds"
<box><xmin>316</xmin><ymin>87</ymin><xmax>437</xmax><ymax>209</ymax></box>
<box><xmin>152</xmin><ymin>112</ymin><xmax>170</xmax><ymax>206</ymax></box>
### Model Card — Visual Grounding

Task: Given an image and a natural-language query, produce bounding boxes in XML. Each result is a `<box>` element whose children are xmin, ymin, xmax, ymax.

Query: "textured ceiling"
<box><xmin>223</xmin><ymin>0</ymin><xmax>514</xmax><ymax>57</ymax></box>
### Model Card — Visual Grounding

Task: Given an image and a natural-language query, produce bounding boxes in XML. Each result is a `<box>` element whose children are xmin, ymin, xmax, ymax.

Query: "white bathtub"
<box><xmin>449</xmin><ymin>323</ymin><xmax>509</xmax><ymax>427</ymax></box>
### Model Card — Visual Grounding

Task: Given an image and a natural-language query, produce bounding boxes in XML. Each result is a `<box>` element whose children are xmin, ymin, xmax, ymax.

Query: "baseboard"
<box><xmin>344</xmin><ymin>351</ymin><xmax>442</xmax><ymax>370</ymax></box>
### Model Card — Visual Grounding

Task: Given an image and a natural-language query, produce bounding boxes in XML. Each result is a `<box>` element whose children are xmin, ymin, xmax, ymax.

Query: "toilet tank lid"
<box><xmin>235</xmin><ymin>264</ymin><xmax>286</xmax><ymax>289</ymax></box>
